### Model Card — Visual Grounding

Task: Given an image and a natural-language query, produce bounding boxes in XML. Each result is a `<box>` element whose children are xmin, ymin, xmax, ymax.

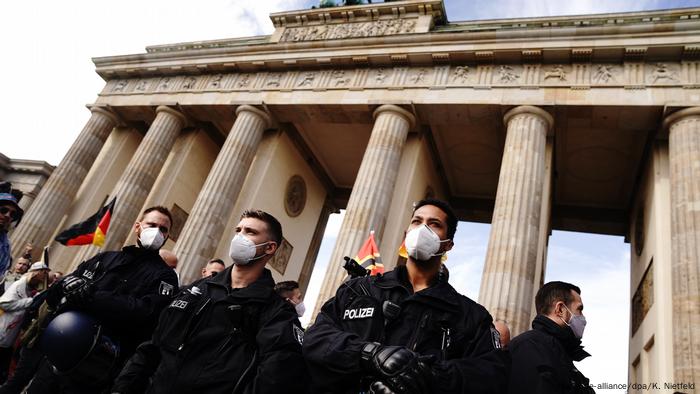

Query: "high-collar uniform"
<box><xmin>303</xmin><ymin>265</ymin><xmax>509</xmax><ymax>394</ymax></box>
<box><xmin>113</xmin><ymin>266</ymin><xmax>308</xmax><ymax>394</ymax></box>
<box><xmin>507</xmin><ymin>314</ymin><xmax>595</xmax><ymax>394</ymax></box>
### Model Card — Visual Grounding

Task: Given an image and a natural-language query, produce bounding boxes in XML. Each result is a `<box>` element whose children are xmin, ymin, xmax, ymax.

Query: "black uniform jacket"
<box><xmin>112</xmin><ymin>266</ymin><xmax>308</xmax><ymax>394</ymax></box>
<box><xmin>303</xmin><ymin>265</ymin><xmax>509</xmax><ymax>394</ymax></box>
<box><xmin>63</xmin><ymin>246</ymin><xmax>179</xmax><ymax>356</ymax></box>
<box><xmin>507</xmin><ymin>315</ymin><xmax>595</xmax><ymax>394</ymax></box>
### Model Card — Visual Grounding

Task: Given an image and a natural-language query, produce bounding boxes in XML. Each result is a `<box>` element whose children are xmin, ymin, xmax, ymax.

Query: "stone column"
<box><xmin>298</xmin><ymin>199</ymin><xmax>337</xmax><ymax>295</ymax></box>
<box><xmin>10</xmin><ymin>107</ymin><xmax>118</xmax><ymax>260</ymax></box>
<box><xmin>174</xmin><ymin>105</ymin><xmax>271</xmax><ymax>284</ymax></box>
<box><xmin>314</xmin><ymin>105</ymin><xmax>414</xmax><ymax>316</ymax></box>
<box><xmin>98</xmin><ymin>106</ymin><xmax>186</xmax><ymax>252</ymax></box>
<box><xmin>664</xmin><ymin>107</ymin><xmax>700</xmax><ymax>384</ymax></box>
<box><xmin>479</xmin><ymin>105</ymin><xmax>553</xmax><ymax>336</ymax></box>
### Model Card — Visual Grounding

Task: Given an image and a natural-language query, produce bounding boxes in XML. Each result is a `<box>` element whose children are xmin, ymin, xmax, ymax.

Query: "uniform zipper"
<box><xmin>407</xmin><ymin>313</ymin><xmax>430</xmax><ymax>351</ymax></box>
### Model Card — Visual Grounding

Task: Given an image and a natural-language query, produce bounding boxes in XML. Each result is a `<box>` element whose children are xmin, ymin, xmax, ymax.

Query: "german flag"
<box><xmin>355</xmin><ymin>231</ymin><xmax>384</xmax><ymax>276</ymax></box>
<box><xmin>55</xmin><ymin>197</ymin><xmax>116</xmax><ymax>247</ymax></box>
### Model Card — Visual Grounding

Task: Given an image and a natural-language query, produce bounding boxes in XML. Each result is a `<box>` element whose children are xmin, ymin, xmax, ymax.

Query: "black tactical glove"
<box><xmin>361</xmin><ymin>343</ymin><xmax>432</xmax><ymax>394</ymax></box>
<box><xmin>369</xmin><ymin>381</ymin><xmax>396</xmax><ymax>394</ymax></box>
<box><xmin>61</xmin><ymin>275</ymin><xmax>93</xmax><ymax>305</ymax></box>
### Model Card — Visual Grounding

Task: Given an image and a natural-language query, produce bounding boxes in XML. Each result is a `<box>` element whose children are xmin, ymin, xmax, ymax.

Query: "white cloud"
<box><xmin>0</xmin><ymin>0</ymin><xmax>308</xmax><ymax>165</ymax></box>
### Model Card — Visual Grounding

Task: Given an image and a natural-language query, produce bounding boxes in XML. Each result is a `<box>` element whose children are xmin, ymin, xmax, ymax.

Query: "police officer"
<box><xmin>27</xmin><ymin>206</ymin><xmax>179</xmax><ymax>394</ymax></box>
<box><xmin>507</xmin><ymin>281</ymin><xmax>595</xmax><ymax>394</ymax></box>
<box><xmin>112</xmin><ymin>209</ymin><xmax>307</xmax><ymax>394</ymax></box>
<box><xmin>303</xmin><ymin>199</ymin><xmax>508</xmax><ymax>394</ymax></box>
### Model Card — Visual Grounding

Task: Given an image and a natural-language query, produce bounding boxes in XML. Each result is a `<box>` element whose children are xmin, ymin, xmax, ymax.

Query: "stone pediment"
<box><xmin>269</xmin><ymin>0</ymin><xmax>445</xmax><ymax>43</ymax></box>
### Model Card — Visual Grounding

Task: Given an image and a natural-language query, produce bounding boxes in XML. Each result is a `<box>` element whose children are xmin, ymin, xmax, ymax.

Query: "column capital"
<box><xmin>235</xmin><ymin>105</ymin><xmax>272</xmax><ymax>129</ymax></box>
<box><xmin>663</xmin><ymin>106</ymin><xmax>700</xmax><ymax>130</ymax></box>
<box><xmin>155</xmin><ymin>105</ymin><xmax>187</xmax><ymax>126</ymax></box>
<box><xmin>89</xmin><ymin>106</ymin><xmax>120</xmax><ymax>126</ymax></box>
<box><xmin>503</xmin><ymin>105</ymin><xmax>554</xmax><ymax>131</ymax></box>
<box><xmin>373</xmin><ymin>104</ymin><xmax>416</xmax><ymax>129</ymax></box>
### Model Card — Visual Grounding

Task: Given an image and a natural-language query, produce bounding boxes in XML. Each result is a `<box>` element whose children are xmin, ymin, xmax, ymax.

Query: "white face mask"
<box><xmin>404</xmin><ymin>224</ymin><xmax>449</xmax><ymax>262</ymax></box>
<box><xmin>293</xmin><ymin>301</ymin><xmax>306</xmax><ymax>317</ymax></box>
<box><xmin>139</xmin><ymin>226</ymin><xmax>166</xmax><ymax>251</ymax></box>
<box><xmin>562</xmin><ymin>304</ymin><xmax>587</xmax><ymax>339</ymax></box>
<box><xmin>228</xmin><ymin>234</ymin><xmax>269</xmax><ymax>266</ymax></box>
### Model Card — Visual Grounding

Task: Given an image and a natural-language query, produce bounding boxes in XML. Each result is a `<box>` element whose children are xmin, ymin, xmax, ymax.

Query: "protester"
<box><xmin>3</xmin><ymin>257</ymin><xmax>30</xmax><ymax>292</ymax></box>
<box><xmin>113</xmin><ymin>209</ymin><xmax>307</xmax><ymax>394</ymax></box>
<box><xmin>0</xmin><ymin>262</ymin><xmax>49</xmax><ymax>383</ymax></box>
<box><xmin>0</xmin><ymin>183</ymin><xmax>24</xmax><ymax>283</ymax></box>
<box><xmin>508</xmin><ymin>281</ymin><xmax>595</xmax><ymax>394</ymax></box>
<box><xmin>303</xmin><ymin>199</ymin><xmax>508</xmax><ymax>394</ymax></box>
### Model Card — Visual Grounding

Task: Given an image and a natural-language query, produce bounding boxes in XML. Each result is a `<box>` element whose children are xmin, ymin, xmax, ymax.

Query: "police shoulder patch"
<box><xmin>490</xmin><ymin>326</ymin><xmax>502</xmax><ymax>349</ymax></box>
<box><xmin>159</xmin><ymin>281</ymin><xmax>175</xmax><ymax>296</ymax></box>
<box><xmin>293</xmin><ymin>325</ymin><xmax>304</xmax><ymax>345</ymax></box>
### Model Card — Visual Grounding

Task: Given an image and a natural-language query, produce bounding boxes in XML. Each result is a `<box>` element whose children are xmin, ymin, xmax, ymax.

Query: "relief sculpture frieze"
<box><xmin>102</xmin><ymin>61</ymin><xmax>692</xmax><ymax>96</ymax></box>
<box><xmin>280</xmin><ymin>18</ymin><xmax>417</xmax><ymax>42</ymax></box>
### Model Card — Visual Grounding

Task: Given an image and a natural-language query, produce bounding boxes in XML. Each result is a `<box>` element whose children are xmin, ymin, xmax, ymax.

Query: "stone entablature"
<box><xmin>100</xmin><ymin>61</ymin><xmax>700</xmax><ymax>98</ymax></box>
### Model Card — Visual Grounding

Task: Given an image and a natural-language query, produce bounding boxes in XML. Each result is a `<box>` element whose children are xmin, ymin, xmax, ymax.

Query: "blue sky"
<box><xmin>2</xmin><ymin>0</ymin><xmax>697</xmax><ymax>391</ymax></box>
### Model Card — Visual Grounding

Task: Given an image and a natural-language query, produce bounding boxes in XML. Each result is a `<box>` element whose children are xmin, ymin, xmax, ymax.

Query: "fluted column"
<box><xmin>314</xmin><ymin>105</ymin><xmax>415</xmax><ymax>316</ymax></box>
<box><xmin>10</xmin><ymin>107</ymin><xmax>118</xmax><ymax>260</ymax></box>
<box><xmin>479</xmin><ymin>105</ymin><xmax>553</xmax><ymax>336</ymax></box>
<box><xmin>175</xmin><ymin>105</ymin><xmax>271</xmax><ymax>284</ymax></box>
<box><xmin>96</xmin><ymin>106</ymin><xmax>185</xmax><ymax>253</ymax></box>
<box><xmin>664</xmin><ymin>107</ymin><xmax>700</xmax><ymax>384</ymax></box>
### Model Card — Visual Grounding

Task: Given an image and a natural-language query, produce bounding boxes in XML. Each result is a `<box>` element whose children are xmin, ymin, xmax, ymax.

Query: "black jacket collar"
<box><xmin>206</xmin><ymin>265</ymin><xmax>276</xmax><ymax>301</ymax></box>
<box><xmin>532</xmin><ymin>314</ymin><xmax>591</xmax><ymax>361</ymax></box>
<box><xmin>375</xmin><ymin>265</ymin><xmax>460</xmax><ymax>309</ymax></box>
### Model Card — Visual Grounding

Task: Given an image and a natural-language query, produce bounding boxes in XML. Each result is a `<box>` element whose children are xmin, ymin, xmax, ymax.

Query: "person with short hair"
<box><xmin>303</xmin><ymin>199</ymin><xmax>508</xmax><ymax>394</ymax></box>
<box><xmin>3</xmin><ymin>257</ymin><xmax>31</xmax><ymax>292</ymax></box>
<box><xmin>201</xmin><ymin>258</ymin><xmax>225</xmax><ymax>278</ymax></box>
<box><xmin>507</xmin><ymin>281</ymin><xmax>595</xmax><ymax>394</ymax></box>
<box><xmin>26</xmin><ymin>206</ymin><xmax>179</xmax><ymax>393</ymax></box>
<box><xmin>113</xmin><ymin>209</ymin><xmax>308</xmax><ymax>394</ymax></box>
<box><xmin>274</xmin><ymin>280</ymin><xmax>305</xmax><ymax>317</ymax></box>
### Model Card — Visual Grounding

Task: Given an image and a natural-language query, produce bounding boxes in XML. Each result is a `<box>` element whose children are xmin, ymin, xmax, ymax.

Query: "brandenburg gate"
<box><xmin>9</xmin><ymin>0</ymin><xmax>700</xmax><ymax>386</ymax></box>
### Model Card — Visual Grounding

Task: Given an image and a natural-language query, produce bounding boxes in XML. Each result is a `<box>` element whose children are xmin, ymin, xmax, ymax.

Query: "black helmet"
<box><xmin>40</xmin><ymin>311</ymin><xmax>119</xmax><ymax>383</ymax></box>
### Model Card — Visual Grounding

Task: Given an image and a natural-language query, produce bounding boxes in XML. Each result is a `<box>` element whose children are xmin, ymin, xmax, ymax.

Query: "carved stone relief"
<box><xmin>543</xmin><ymin>65</ymin><xmax>567</xmax><ymax>82</ymax></box>
<box><xmin>451</xmin><ymin>66</ymin><xmax>470</xmax><ymax>83</ymax></box>
<box><xmin>112</xmin><ymin>80</ymin><xmax>128</xmax><ymax>92</ymax></box>
<box><xmin>297</xmin><ymin>72</ymin><xmax>317</xmax><ymax>87</ymax></box>
<box><xmin>102</xmin><ymin>61</ymin><xmax>692</xmax><ymax>96</ymax></box>
<box><xmin>269</xmin><ymin>237</ymin><xmax>293</xmax><ymax>275</ymax></box>
<box><xmin>497</xmin><ymin>65</ymin><xmax>520</xmax><ymax>84</ymax></box>
<box><xmin>284</xmin><ymin>175</ymin><xmax>307</xmax><ymax>218</ymax></box>
<box><xmin>182</xmin><ymin>76</ymin><xmax>198</xmax><ymax>90</ymax></box>
<box><xmin>280</xmin><ymin>19</ymin><xmax>417</xmax><ymax>42</ymax></box>
<box><xmin>592</xmin><ymin>64</ymin><xmax>616</xmax><ymax>84</ymax></box>
<box><xmin>330</xmin><ymin>70</ymin><xmax>351</xmax><ymax>87</ymax></box>
<box><xmin>648</xmin><ymin>63</ymin><xmax>679</xmax><ymax>84</ymax></box>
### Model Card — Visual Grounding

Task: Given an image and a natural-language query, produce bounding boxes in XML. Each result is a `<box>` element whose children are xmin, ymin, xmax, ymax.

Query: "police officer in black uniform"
<box><xmin>112</xmin><ymin>209</ymin><xmax>307</xmax><ymax>394</ymax></box>
<box><xmin>507</xmin><ymin>281</ymin><xmax>595</xmax><ymax>394</ymax></box>
<box><xmin>303</xmin><ymin>199</ymin><xmax>508</xmax><ymax>394</ymax></box>
<box><xmin>27</xmin><ymin>206</ymin><xmax>179</xmax><ymax>394</ymax></box>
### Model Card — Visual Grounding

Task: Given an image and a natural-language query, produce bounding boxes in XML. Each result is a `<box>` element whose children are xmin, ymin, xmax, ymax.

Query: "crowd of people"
<box><xmin>0</xmin><ymin>180</ymin><xmax>596</xmax><ymax>393</ymax></box>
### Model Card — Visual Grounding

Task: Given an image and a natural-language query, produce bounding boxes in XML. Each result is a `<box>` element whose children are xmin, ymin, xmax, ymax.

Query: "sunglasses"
<box><xmin>0</xmin><ymin>206</ymin><xmax>19</xmax><ymax>220</ymax></box>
